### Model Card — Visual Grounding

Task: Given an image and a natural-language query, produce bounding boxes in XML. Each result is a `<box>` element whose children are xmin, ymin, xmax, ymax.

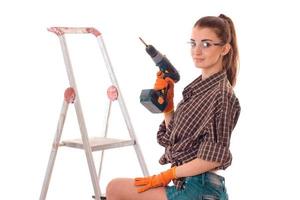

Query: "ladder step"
<box><xmin>61</xmin><ymin>137</ymin><xmax>135</xmax><ymax>151</ymax></box>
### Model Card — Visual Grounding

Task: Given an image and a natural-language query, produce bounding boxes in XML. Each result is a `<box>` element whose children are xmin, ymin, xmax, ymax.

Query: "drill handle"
<box><xmin>158</xmin><ymin>57</ymin><xmax>180</xmax><ymax>83</ymax></box>
<box><xmin>163</xmin><ymin>72</ymin><xmax>180</xmax><ymax>82</ymax></box>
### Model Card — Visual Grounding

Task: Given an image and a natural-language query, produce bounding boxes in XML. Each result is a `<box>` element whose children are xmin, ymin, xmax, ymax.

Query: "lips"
<box><xmin>194</xmin><ymin>57</ymin><xmax>204</xmax><ymax>62</ymax></box>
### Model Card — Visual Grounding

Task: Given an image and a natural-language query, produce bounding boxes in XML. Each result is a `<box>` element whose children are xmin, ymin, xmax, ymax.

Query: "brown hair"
<box><xmin>194</xmin><ymin>14</ymin><xmax>239</xmax><ymax>87</ymax></box>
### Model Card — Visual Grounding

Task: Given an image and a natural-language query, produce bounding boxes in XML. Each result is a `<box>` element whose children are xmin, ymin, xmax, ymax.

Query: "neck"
<box><xmin>201</xmin><ymin>65</ymin><xmax>223</xmax><ymax>80</ymax></box>
<box><xmin>201</xmin><ymin>53</ymin><xmax>224</xmax><ymax>80</ymax></box>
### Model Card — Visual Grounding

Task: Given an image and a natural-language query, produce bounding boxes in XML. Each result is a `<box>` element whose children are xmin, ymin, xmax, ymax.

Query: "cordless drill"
<box><xmin>139</xmin><ymin>38</ymin><xmax>180</xmax><ymax>113</ymax></box>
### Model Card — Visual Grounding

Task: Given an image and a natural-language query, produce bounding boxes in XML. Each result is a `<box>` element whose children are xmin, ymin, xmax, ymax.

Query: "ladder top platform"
<box><xmin>48</xmin><ymin>27</ymin><xmax>101</xmax><ymax>37</ymax></box>
<box><xmin>61</xmin><ymin>137</ymin><xmax>135</xmax><ymax>151</ymax></box>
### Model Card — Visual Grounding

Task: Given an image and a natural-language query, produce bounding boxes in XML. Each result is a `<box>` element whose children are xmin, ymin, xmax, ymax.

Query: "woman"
<box><xmin>106</xmin><ymin>14</ymin><xmax>241</xmax><ymax>200</ymax></box>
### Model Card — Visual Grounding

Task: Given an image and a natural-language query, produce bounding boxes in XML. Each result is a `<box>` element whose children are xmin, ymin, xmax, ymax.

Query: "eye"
<box><xmin>188</xmin><ymin>41</ymin><xmax>196</xmax><ymax>48</ymax></box>
<box><xmin>201</xmin><ymin>41</ymin><xmax>212</xmax><ymax>48</ymax></box>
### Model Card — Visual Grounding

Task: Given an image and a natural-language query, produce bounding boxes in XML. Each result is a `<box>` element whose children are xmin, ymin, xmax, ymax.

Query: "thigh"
<box><xmin>106</xmin><ymin>178</ymin><xmax>168</xmax><ymax>200</ymax></box>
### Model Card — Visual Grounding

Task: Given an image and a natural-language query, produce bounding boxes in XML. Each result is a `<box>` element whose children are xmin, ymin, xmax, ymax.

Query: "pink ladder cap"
<box><xmin>48</xmin><ymin>27</ymin><xmax>101</xmax><ymax>37</ymax></box>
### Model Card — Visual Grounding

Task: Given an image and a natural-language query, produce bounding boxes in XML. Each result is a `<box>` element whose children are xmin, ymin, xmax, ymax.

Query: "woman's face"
<box><xmin>190</xmin><ymin>27</ymin><xmax>225</xmax><ymax>71</ymax></box>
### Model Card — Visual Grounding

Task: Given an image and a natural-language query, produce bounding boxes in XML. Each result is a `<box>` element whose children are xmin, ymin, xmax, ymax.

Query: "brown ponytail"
<box><xmin>194</xmin><ymin>14</ymin><xmax>239</xmax><ymax>87</ymax></box>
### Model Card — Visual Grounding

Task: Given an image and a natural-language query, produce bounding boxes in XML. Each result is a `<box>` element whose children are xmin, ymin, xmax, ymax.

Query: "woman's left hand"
<box><xmin>134</xmin><ymin>167</ymin><xmax>176</xmax><ymax>193</ymax></box>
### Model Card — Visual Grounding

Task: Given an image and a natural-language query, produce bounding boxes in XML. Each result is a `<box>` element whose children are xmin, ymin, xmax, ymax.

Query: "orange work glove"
<box><xmin>134</xmin><ymin>167</ymin><xmax>176</xmax><ymax>193</ymax></box>
<box><xmin>154</xmin><ymin>71</ymin><xmax>175</xmax><ymax>113</ymax></box>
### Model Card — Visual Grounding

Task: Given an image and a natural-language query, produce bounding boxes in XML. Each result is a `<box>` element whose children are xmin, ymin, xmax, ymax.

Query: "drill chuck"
<box><xmin>145</xmin><ymin>44</ymin><xmax>158</xmax><ymax>57</ymax></box>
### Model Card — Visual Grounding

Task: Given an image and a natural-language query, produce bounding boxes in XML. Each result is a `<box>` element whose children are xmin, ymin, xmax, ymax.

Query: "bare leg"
<box><xmin>106</xmin><ymin>178</ymin><xmax>168</xmax><ymax>200</ymax></box>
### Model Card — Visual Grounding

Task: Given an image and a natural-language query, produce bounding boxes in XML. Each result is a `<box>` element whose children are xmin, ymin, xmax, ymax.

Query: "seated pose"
<box><xmin>106</xmin><ymin>14</ymin><xmax>241</xmax><ymax>200</ymax></box>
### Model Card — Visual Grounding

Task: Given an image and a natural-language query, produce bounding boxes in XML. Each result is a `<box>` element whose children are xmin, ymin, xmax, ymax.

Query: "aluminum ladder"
<box><xmin>39</xmin><ymin>27</ymin><xmax>149</xmax><ymax>200</ymax></box>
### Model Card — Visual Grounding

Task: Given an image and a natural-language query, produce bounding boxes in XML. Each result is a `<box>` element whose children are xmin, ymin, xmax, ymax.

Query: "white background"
<box><xmin>0</xmin><ymin>0</ymin><xmax>300</xmax><ymax>199</ymax></box>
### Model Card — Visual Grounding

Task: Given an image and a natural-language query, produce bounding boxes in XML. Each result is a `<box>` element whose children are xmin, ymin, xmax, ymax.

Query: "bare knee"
<box><xmin>106</xmin><ymin>178</ymin><xmax>138</xmax><ymax>200</ymax></box>
<box><xmin>106</xmin><ymin>178</ymin><xmax>125</xmax><ymax>200</ymax></box>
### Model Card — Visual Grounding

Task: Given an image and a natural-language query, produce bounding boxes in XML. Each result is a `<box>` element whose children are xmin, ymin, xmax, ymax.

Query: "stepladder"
<box><xmin>40</xmin><ymin>27</ymin><xmax>149</xmax><ymax>200</ymax></box>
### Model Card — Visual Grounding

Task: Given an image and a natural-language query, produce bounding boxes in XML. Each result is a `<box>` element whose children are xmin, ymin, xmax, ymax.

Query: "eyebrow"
<box><xmin>190</xmin><ymin>39</ymin><xmax>214</xmax><ymax>42</ymax></box>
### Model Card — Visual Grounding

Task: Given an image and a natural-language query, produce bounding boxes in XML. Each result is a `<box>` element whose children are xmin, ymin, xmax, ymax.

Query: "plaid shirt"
<box><xmin>157</xmin><ymin>70</ymin><xmax>241</xmax><ymax>189</ymax></box>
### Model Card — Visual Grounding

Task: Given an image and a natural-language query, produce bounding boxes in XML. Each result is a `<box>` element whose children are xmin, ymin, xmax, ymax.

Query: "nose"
<box><xmin>192</xmin><ymin>46</ymin><xmax>203</xmax><ymax>56</ymax></box>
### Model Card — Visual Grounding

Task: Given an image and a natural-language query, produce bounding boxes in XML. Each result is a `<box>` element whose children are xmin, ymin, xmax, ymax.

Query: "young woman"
<box><xmin>106</xmin><ymin>14</ymin><xmax>241</xmax><ymax>200</ymax></box>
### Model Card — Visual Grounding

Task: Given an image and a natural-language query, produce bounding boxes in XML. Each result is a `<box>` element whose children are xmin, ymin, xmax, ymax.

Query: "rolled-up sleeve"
<box><xmin>157</xmin><ymin>117</ymin><xmax>174</xmax><ymax>147</ymax></box>
<box><xmin>197</xmin><ymin>93</ymin><xmax>240</xmax><ymax>168</ymax></box>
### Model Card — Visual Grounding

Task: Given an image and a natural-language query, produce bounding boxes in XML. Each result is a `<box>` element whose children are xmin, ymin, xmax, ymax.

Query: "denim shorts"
<box><xmin>166</xmin><ymin>172</ymin><xmax>228</xmax><ymax>200</ymax></box>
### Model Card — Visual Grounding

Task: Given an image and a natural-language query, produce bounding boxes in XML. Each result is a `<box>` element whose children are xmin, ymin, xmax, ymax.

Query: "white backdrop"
<box><xmin>1</xmin><ymin>0</ymin><xmax>300</xmax><ymax>199</ymax></box>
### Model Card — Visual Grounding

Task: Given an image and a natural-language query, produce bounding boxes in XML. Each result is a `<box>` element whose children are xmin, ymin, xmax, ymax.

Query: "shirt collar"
<box><xmin>182</xmin><ymin>70</ymin><xmax>227</xmax><ymax>100</ymax></box>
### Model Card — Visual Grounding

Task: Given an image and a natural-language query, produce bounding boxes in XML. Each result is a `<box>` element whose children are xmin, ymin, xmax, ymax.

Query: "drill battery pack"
<box><xmin>140</xmin><ymin>89</ymin><xmax>167</xmax><ymax>113</ymax></box>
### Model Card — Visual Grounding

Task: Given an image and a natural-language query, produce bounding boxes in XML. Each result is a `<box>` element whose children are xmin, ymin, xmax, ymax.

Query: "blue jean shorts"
<box><xmin>166</xmin><ymin>172</ymin><xmax>228</xmax><ymax>200</ymax></box>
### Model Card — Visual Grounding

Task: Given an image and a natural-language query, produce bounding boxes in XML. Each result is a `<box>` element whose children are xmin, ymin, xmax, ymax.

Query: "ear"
<box><xmin>221</xmin><ymin>43</ymin><xmax>231</xmax><ymax>56</ymax></box>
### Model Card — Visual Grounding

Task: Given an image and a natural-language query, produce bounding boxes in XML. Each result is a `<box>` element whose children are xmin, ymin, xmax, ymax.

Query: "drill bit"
<box><xmin>139</xmin><ymin>37</ymin><xmax>148</xmax><ymax>47</ymax></box>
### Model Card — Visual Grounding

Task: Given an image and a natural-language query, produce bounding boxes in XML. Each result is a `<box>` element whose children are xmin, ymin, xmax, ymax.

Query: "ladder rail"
<box><xmin>96</xmin><ymin>36</ymin><xmax>149</xmax><ymax>176</ymax></box>
<box><xmin>40</xmin><ymin>101</ymin><xmax>69</xmax><ymax>200</ymax></box>
<box><xmin>58</xmin><ymin>35</ymin><xmax>102</xmax><ymax>199</ymax></box>
<box><xmin>98</xmin><ymin>100</ymin><xmax>112</xmax><ymax>184</ymax></box>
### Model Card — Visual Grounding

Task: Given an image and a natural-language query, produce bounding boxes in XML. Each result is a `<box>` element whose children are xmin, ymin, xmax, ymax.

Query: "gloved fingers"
<box><xmin>136</xmin><ymin>184</ymin><xmax>151</xmax><ymax>193</ymax></box>
<box><xmin>154</xmin><ymin>78</ymin><xmax>168</xmax><ymax>90</ymax></box>
<box><xmin>165</xmin><ymin>77</ymin><xmax>175</xmax><ymax>85</ymax></box>
<box><xmin>156</xmin><ymin>71</ymin><xmax>164</xmax><ymax>78</ymax></box>
<box><xmin>165</xmin><ymin>78</ymin><xmax>175</xmax><ymax>96</ymax></box>
<box><xmin>134</xmin><ymin>177</ymin><xmax>145</xmax><ymax>181</ymax></box>
<box><xmin>134</xmin><ymin>177</ymin><xmax>150</xmax><ymax>186</ymax></box>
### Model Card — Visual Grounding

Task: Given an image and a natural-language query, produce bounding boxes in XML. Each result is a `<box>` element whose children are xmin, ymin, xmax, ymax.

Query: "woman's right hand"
<box><xmin>154</xmin><ymin>71</ymin><xmax>174</xmax><ymax>113</ymax></box>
